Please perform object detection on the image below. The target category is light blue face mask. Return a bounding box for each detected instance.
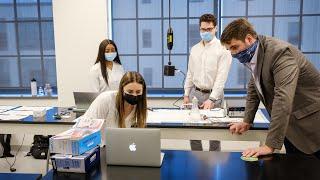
[104,52,117,61]
[200,32,213,42]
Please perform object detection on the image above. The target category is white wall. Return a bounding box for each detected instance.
[53,0,108,107]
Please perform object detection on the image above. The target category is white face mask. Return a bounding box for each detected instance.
[104,52,117,61]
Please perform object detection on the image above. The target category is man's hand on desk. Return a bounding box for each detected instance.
[200,99,214,109]
[242,145,274,157]
[228,122,250,135]
[183,96,190,104]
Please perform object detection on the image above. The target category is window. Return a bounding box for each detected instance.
[142,29,152,48]
[111,0,218,91]
[221,0,320,89]
[0,0,56,94]
[111,0,320,93]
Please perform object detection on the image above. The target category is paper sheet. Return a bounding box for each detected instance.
[147,109,269,124]
[0,106,18,111]
[14,106,53,111]
[207,117,243,123]
[2,110,34,116]
[147,109,226,124]
[0,114,29,120]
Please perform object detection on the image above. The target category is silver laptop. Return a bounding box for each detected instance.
[73,92,99,112]
[105,128,164,167]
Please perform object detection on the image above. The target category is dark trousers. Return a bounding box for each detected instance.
[0,134,12,155]
[190,140,221,151]
[284,138,320,159]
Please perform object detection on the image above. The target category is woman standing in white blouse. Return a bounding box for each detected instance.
[83,71,147,128]
[90,39,125,92]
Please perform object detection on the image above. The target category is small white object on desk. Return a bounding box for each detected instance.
[33,109,47,118]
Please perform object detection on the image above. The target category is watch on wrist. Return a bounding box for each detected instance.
[209,97,217,103]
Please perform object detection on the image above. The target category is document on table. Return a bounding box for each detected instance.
[146,109,269,124]
[2,110,34,116]
[0,114,29,121]
[200,109,226,118]
[0,106,19,112]
[147,109,226,124]
[207,117,243,123]
[14,106,53,111]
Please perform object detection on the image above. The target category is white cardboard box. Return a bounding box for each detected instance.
[51,146,100,173]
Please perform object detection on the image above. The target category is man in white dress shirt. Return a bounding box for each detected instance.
[184,14,232,151]
[184,14,232,110]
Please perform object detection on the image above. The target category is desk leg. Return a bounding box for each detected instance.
[46,148,50,173]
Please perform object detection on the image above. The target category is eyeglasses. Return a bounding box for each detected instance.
[200,27,215,32]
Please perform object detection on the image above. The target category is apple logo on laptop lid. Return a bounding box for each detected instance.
[129,143,136,152]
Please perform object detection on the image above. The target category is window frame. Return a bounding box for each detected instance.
[0,0,56,94]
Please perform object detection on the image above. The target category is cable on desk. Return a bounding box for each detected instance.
[4,134,25,172]
[172,69,186,108]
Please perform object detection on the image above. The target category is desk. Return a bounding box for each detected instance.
[0,107,75,135]
[147,109,269,143]
[0,173,42,180]
[0,107,269,144]
[43,149,320,180]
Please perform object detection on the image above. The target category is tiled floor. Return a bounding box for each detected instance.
[0,149,49,175]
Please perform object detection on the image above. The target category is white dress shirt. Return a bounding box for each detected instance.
[184,37,232,100]
[245,41,264,100]
[83,91,136,128]
[89,62,125,93]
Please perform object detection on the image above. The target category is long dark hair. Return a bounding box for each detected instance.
[116,72,147,128]
[94,39,122,85]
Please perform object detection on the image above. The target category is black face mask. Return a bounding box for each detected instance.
[123,93,142,105]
